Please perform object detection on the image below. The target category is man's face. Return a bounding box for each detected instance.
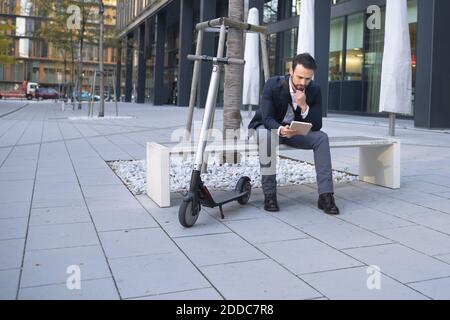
[290,64,314,92]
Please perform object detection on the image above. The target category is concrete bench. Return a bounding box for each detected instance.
[147,136,400,207]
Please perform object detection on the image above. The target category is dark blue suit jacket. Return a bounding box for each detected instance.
[248,75,323,132]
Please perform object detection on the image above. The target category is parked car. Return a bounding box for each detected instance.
[72,92,100,102]
[35,87,59,100]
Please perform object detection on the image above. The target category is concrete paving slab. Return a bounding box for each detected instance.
[375,226,450,256]
[298,219,393,250]
[408,277,450,300]
[0,238,25,270]
[0,217,28,240]
[344,244,450,283]
[300,267,428,300]
[336,208,415,231]
[99,228,178,259]
[0,269,20,300]
[223,218,309,244]
[257,238,363,275]
[18,277,119,300]
[89,207,158,232]
[26,222,99,251]
[29,206,91,226]
[0,180,34,204]
[130,287,223,300]
[435,254,450,265]
[21,245,111,288]
[0,202,30,219]
[108,252,210,299]
[174,233,266,267]
[201,259,321,300]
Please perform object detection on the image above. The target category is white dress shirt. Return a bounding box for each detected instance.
[278,77,310,136]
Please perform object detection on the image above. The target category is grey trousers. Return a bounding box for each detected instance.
[256,127,334,195]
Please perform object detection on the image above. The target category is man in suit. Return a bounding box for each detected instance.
[248,53,340,215]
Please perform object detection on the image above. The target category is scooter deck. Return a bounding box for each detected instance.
[203,190,248,207]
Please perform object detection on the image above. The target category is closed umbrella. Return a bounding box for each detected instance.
[297,0,315,57]
[380,0,413,136]
[243,7,260,117]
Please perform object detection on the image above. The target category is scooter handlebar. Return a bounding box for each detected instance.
[187,55,245,66]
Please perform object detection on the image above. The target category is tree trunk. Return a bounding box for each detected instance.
[77,0,86,110]
[223,0,244,164]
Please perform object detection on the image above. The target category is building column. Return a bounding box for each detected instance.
[124,34,133,102]
[198,0,216,108]
[314,0,331,117]
[415,0,450,129]
[154,12,166,106]
[136,23,146,104]
[115,44,122,101]
[177,0,194,106]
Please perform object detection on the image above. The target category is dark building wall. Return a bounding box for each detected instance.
[415,0,450,129]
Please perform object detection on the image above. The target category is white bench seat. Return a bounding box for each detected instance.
[147,136,400,207]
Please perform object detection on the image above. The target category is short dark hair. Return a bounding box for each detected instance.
[292,53,317,71]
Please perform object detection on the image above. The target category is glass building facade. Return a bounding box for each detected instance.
[0,0,118,93]
[116,0,449,128]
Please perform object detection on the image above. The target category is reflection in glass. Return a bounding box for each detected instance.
[345,13,364,81]
[329,17,344,81]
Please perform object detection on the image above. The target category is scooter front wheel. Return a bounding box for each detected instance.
[236,177,252,205]
[178,199,200,228]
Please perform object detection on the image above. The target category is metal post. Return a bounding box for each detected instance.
[89,71,97,117]
[98,1,105,117]
[112,70,119,116]
[194,24,227,172]
[183,30,204,161]
[185,30,203,141]
[389,113,396,137]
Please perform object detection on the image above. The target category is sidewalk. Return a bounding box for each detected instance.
[1,101,450,300]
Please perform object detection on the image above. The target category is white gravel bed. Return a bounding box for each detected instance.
[109,156,358,195]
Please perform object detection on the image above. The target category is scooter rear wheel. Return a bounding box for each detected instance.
[178,199,200,228]
[236,177,252,205]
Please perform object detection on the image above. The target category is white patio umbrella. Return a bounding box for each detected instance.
[297,0,315,57]
[379,0,413,136]
[243,7,260,118]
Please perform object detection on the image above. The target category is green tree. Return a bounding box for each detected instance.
[34,0,108,105]
[0,22,15,64]
[34,0,78,97]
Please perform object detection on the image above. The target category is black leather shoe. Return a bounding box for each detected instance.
[318,193,340,215]
[264,193,280,212]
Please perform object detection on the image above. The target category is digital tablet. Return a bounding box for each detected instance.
[289,121,313,136]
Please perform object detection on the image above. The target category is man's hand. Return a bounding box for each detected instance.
[279,125,298,139]
[295,90,308,113]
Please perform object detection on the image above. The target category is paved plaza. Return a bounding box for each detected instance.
[1,100,450,300]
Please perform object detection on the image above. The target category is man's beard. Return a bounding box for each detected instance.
[295,84,305,92]
[291,78,305,92]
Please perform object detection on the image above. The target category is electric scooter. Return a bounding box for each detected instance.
[178,24,252,228]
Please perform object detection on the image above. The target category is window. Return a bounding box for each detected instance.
[329,17,344,81]
[281,28,298,73]
[263,0,279,24]
[345,13,364,81]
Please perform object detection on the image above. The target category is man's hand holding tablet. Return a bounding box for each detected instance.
[289,121,313,136]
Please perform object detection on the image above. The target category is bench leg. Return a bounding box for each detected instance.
[147,143,171,207]
[359,142,400,189]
